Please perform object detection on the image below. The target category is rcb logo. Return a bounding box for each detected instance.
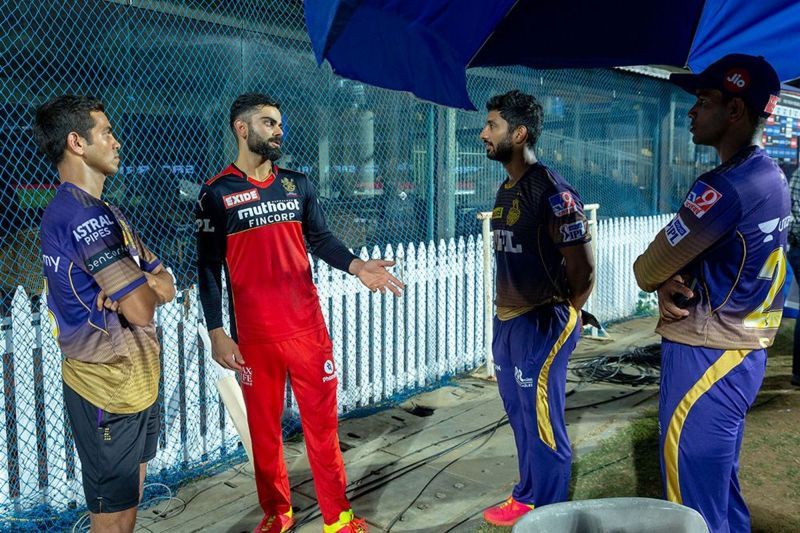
[281,177,296,193]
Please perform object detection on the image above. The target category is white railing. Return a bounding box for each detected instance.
[0,213,671,514]
[592,214,673,322]
[0,236,487,513]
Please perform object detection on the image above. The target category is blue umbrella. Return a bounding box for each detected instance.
[305,0,800,109]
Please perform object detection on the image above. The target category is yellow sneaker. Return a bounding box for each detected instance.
[323,509,369,532]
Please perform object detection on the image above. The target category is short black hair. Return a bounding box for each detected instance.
[486,90,544,149]
[33,95,104,166]
[229,93,281,133]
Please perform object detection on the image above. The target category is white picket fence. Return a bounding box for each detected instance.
[589,213,673,322]
[0,214,671,514]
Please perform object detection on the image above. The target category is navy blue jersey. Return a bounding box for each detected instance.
[491,163,591,311]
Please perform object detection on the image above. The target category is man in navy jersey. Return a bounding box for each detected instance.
[35,95,175,533]
[634,54,786,533]
[196,93,403,533]
[479,90,595,527]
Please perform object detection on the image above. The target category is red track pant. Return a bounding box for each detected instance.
[238,326,350,524]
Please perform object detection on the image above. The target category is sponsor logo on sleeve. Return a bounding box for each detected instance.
[684,181,721,218]
[548,191,579,217]
[559,220,587,243]
[85,243,130,273]
[665,214,690,246]
[222,188,259,209]
[72,214,115,245]
[492,207,504,220]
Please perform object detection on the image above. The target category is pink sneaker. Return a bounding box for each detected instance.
[253,508,294,533]
[483,496,534,526]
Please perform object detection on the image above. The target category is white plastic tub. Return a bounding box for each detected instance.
[512,497,708,533]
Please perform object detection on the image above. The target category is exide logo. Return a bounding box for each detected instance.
[223,188,259,209]
[724,69,749,92]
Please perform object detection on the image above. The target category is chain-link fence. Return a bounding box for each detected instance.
[2,0,736,308]
[3,0,800,530]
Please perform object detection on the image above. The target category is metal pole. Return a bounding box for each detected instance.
[583,203,600,337]
[476,211,494,378]
[426,106,435,241]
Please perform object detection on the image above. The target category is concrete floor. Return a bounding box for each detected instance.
[137,316,660,533]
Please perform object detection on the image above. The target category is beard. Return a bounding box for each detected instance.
[248,131,282,161]
[485,134,513,163]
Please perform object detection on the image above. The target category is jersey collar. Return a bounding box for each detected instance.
[229,162,277,189]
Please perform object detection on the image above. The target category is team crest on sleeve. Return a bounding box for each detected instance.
[559,220,587,242]
[684,181,721,218]
[548,191,578,217]
[665,214,690,246]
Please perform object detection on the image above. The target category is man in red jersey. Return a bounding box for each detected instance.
[196,93,403,533]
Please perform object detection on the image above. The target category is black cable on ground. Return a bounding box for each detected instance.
[383,415,506,532]
[291,415,510,530]
[124,344,663,531]
[568,344,661,386]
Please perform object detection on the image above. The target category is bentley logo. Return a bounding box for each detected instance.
[281,177,296,193]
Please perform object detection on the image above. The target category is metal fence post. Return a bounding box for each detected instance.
[476,211,494,378]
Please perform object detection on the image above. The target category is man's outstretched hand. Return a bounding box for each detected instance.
[349,258,405,296]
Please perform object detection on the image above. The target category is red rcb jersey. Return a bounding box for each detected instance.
[196,164,356,343]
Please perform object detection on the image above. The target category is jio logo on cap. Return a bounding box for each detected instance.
[724,69,750,92]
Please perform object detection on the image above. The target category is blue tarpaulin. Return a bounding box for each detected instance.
[305,0,800,109]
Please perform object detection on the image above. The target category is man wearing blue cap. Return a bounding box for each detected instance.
[634,54,787,533]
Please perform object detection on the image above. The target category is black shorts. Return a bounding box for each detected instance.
[63,382,159,513]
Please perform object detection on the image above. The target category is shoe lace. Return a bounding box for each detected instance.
[260,516,276,531]
[349,520,368,533]
[498,497,516,509]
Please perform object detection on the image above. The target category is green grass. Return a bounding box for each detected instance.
[471,321,800,532]
[570,410,661,501]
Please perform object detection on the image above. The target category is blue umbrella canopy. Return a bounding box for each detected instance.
[305,0,800,109]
